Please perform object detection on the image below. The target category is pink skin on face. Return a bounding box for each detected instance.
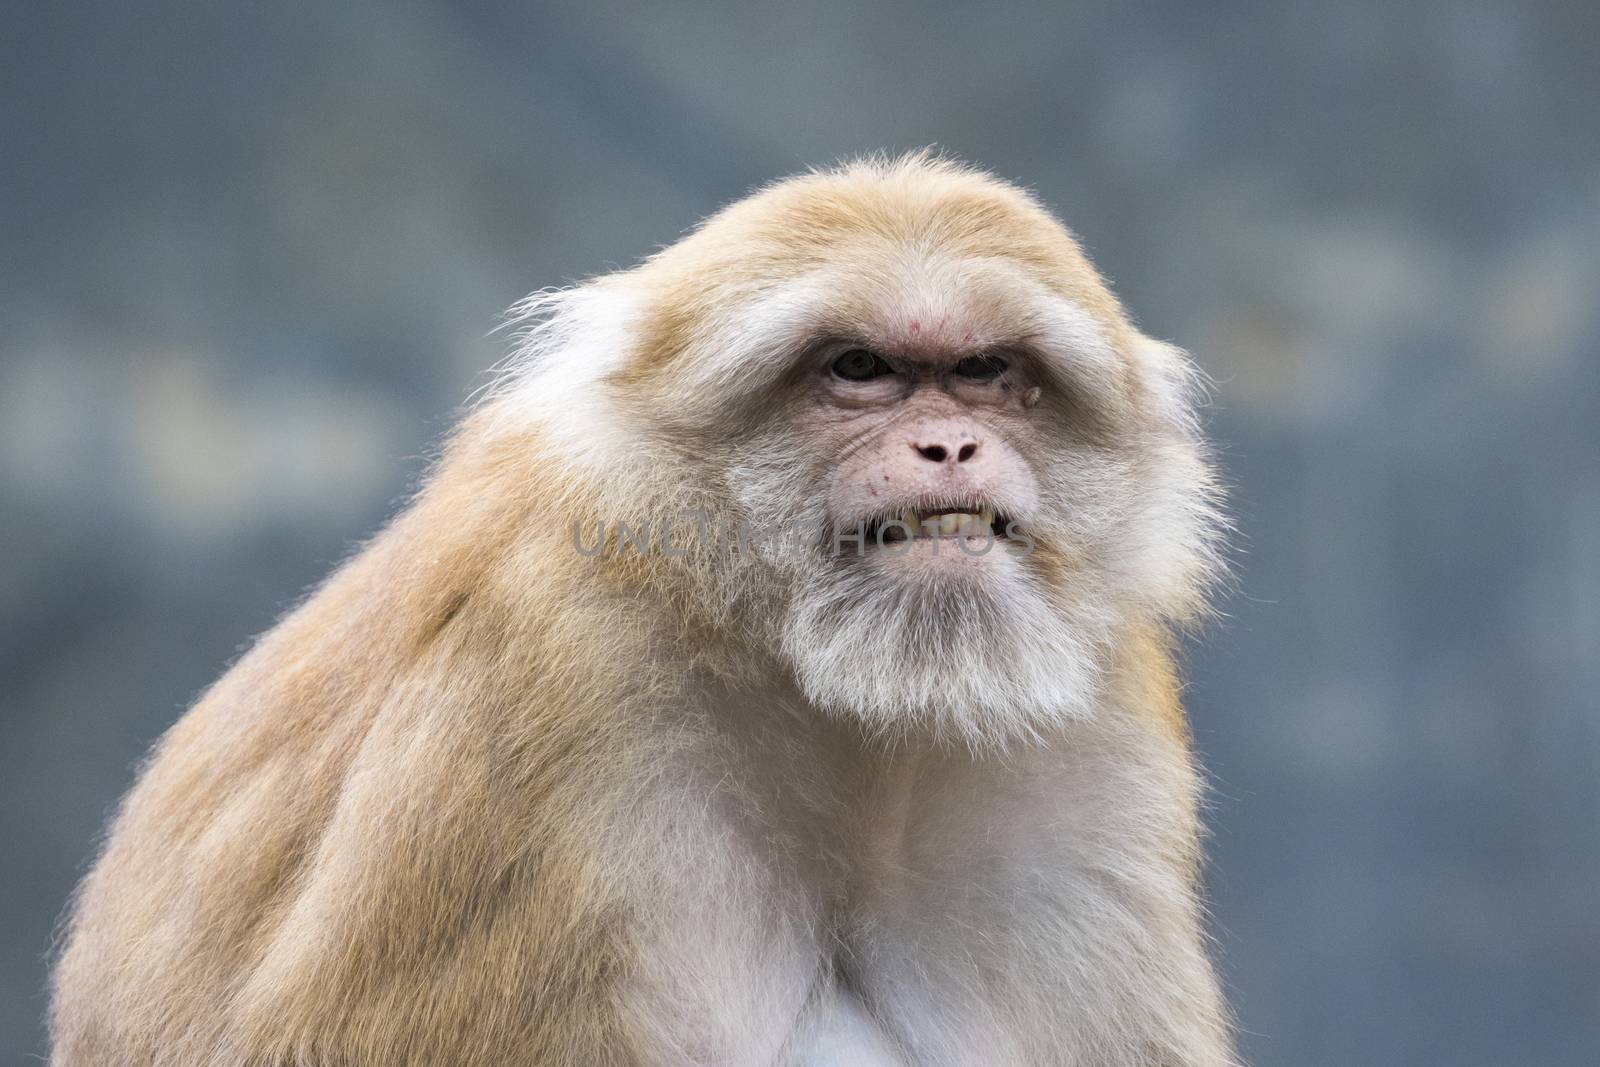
[814,347,1043,556]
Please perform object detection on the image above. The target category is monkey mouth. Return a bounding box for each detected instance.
[852,501,1015,545]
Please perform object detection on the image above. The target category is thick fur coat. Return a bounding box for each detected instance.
[52,155,1234,1066]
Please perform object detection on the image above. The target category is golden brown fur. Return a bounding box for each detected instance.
[55,422,645,1062]
[52,154,1232,1066]
[627,161,1137,379]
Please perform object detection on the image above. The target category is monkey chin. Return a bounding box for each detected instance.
[779,538,1111,750]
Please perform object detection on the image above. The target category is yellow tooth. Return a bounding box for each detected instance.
[938,513,962,535]
[979,506,995,528]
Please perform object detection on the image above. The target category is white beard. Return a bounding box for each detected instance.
[779,544,1117,748]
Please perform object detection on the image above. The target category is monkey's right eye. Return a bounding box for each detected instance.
[831,349,894,382]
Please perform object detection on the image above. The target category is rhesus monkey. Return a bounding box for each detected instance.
[51,155,1234,1066]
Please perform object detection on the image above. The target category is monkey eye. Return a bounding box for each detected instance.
[953,355,1007,382]
[831,348,894,382]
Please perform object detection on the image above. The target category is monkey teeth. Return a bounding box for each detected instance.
[883,506,997,539]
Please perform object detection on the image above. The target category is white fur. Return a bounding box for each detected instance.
[780,546,1115,748]
[601,672,1236,1066]
[491,283,646,478]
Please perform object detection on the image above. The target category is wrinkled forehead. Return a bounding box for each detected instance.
[627,243,1133,413]
[780,249,1114,360]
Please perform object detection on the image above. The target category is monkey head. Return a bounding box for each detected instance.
[501,155,1223,746]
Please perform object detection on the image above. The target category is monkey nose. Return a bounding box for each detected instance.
[912,434,980,465]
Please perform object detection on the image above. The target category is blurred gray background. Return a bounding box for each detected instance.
[3,1,1598,1063]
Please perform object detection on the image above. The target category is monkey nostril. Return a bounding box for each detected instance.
[914,439,979,464]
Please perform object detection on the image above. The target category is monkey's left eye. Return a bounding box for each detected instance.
[831,349,894,382]
[953,355,1007,381]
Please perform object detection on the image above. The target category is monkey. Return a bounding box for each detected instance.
[50,153,1234,1066]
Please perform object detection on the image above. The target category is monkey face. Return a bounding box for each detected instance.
[659,240,1217,748]
[504,157,1222,746]
[718,256,1156,746]
[814,342,1042,564]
